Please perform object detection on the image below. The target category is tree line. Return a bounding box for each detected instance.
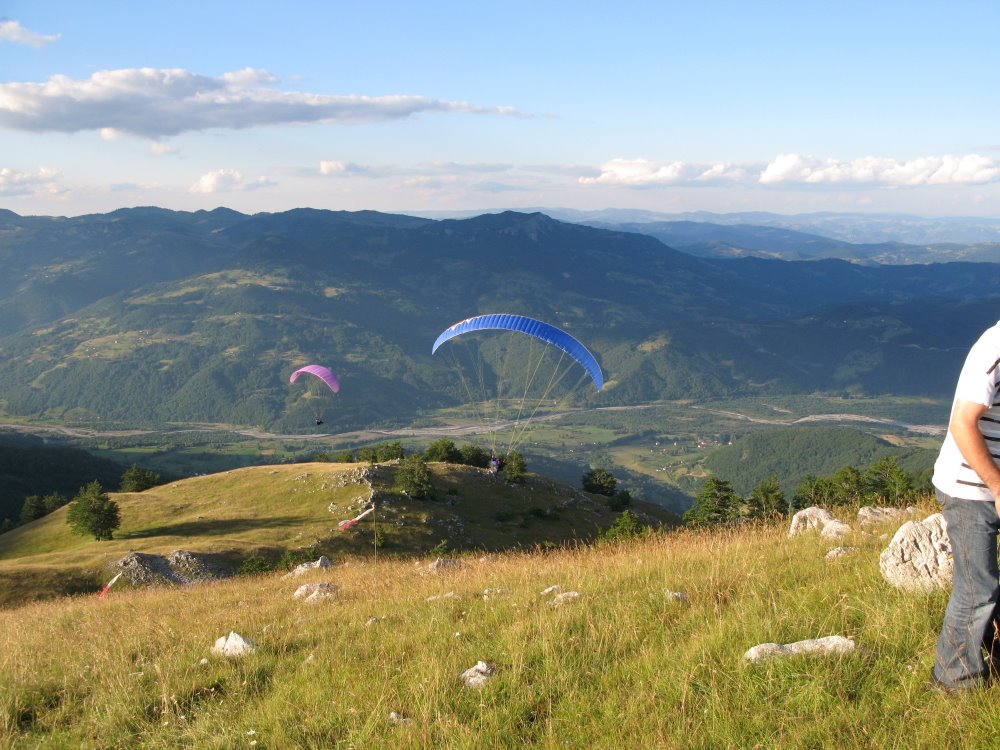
[0,464,161,536]
[684,455,920,527]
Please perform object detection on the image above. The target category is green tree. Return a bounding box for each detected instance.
[865,456,914,506]
[582,467,617,496]
[684,476,741,527]
[394,455,433,499]
[42,492,67,514]
[746,476,786,519]
[502,451,527,483]
[0,518,13,534]
[19,495,46,525]
[334,450,355,463]
[120,464,161,492]
[459,444,490,468]
[791,474,837,510]
[425,438,461,463]
[376,442,406,462]
[830,465,865,506]
[66,481,121,541]
[608,489,632,512]
[604,510,645,541]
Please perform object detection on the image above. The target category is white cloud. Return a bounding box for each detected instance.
[580,154,1000,190]
[100,127,124,141]
[0,67,520,138]
[579,158,753,186]
[319,160,372,176]
[759,153,1000,186]
[220,67,279,87]
[0,20,60,47]
[318,160,513,180]
[148,142,177,156]
[189,169,275,193]
[0,166,62,196]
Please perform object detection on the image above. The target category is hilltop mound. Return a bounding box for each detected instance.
[0,461,677,607]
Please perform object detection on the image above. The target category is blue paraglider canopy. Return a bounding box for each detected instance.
[432,313,604,391]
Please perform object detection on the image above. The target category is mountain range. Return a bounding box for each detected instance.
[0,207,998,432]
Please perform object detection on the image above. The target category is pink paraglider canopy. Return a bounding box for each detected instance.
[289,364,341,394]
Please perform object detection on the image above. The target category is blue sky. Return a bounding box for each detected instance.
[2,1,1000,217]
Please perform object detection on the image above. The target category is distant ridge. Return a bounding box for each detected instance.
[0,206,997,432]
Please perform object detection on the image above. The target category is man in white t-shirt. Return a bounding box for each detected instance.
[932,320,1000,691]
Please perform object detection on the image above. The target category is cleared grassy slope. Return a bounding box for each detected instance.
[0,461,678,607]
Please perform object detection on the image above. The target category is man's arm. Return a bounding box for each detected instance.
[951,399,1000,513]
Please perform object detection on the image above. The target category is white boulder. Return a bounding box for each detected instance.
[283,556,334,579]
[460,660,496,689]
[211,631,256,658]
[293,582,339,603]
[744,635,856,663]
[879,513,952,591]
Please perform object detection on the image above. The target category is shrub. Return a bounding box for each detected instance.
[425,438,461,463]
[395,455,433,499]
[502,451,526,483]
[430,538,450,555]
[279,547,315,570]
[604,510,645,541]
[238,556,274,576]
[460,444,491,468]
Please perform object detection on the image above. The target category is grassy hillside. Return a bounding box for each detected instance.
[0,462,678,608]
[3,495,985,749]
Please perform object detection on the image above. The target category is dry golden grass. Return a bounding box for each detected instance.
[2,499,994,749]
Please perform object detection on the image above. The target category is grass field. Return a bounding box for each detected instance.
[1,494,987,749]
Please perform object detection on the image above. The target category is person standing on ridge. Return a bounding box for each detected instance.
[932,320,1000,691]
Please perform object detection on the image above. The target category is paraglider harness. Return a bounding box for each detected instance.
[489,454,507,477]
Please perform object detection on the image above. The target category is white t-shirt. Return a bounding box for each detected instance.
[933,320,1000,501]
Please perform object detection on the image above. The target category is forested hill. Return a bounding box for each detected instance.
[0,207,999,429]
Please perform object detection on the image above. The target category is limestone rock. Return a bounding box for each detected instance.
[788,507,851,538]
[460,660,496,689]
[539,584,562,597]
[825,546,856,560]
[551,591,581,607]
[857,505,915,526]
[293,582,339,603]
[744,635,856,663]
[821,520,852,539]
[211,631,256,658]
[283,556,334,579]
[879,513,952,591]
